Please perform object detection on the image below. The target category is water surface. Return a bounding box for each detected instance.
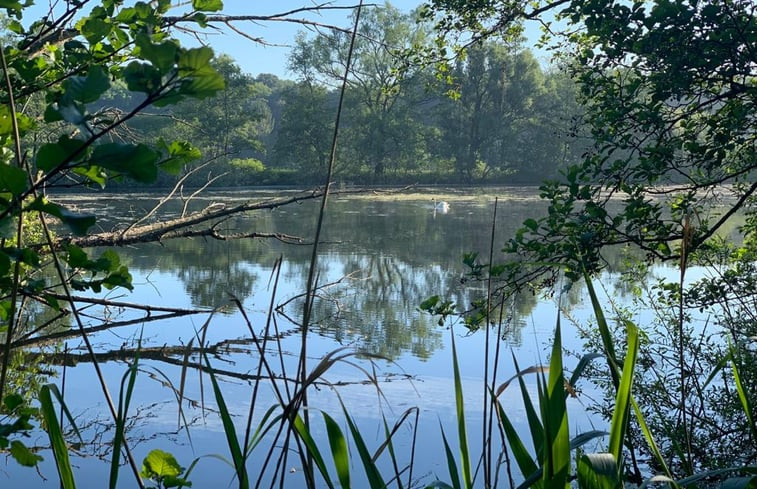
[7,188,625,488]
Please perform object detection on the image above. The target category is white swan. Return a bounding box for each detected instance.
[432,198,450,214]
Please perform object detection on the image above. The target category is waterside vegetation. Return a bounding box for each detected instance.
[0,0,754,488]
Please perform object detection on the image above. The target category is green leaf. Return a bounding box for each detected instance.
[0,216,14,240]
[0,0,23,14]
[141,449,183,480]
[79,16,111,44]
[0,164,27,196]
[43,104,64,123]
[58,206,97,236]
[123,61,162,94]
[0,105,33,137]
[62,66,110,104]
[90,143,160,183]
[9,440,42,467]
[192,0,223,11]
[159,139,202,174]
[36,136,86,172]
[72,165,107,188]
[3,246,40,267]
[175,47,225,99]
[64,244,89,268]
[136,36,178,74]
[4,393,24,411]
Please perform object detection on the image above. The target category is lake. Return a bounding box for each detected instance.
[4,187,654,488]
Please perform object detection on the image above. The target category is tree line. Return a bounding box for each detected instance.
[111,4,584,188]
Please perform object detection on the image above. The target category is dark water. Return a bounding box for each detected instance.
[5,188,627,488]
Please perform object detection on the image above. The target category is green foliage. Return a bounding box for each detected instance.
[141,449,193,489]
[423,0,757,481]
[0,0,224,483]
[0,393,41,468]
[230,158,265,172]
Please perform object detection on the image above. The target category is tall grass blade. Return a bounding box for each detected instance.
[730,346,757,441]
[583,271,620,390]
[342,403,387,489]
[512,354,545,459]
[292,413,335,489]
[148,366,193,444]
[569,353,603,390]
[39,385,77,489]
[200,349,249,489]
[450,330,473,489]
[577,453,620,489]
[375,408,419,489]
[178,337,194,428]
[608,320,638,464]
[541,317,570,489]
[570,430,609,450]
[245,404,281,454]
[629,397,674,480]
[492,391,539,480]
[109,355,140,489]
[720,475,757,489]
[440,426,463,489]
[323,412,350,489]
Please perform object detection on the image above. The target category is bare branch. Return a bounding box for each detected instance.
[54,186,411,249]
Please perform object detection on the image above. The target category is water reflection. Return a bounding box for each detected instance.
[10,188,682,489]
[86,192,552,360]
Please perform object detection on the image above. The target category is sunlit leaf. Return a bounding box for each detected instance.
[192,0,222,11]
[577,453,620,489]
[78,16,111,44]
[141,449,183,480]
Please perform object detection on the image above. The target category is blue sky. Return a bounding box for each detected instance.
[176,0,427,77]
[22,0,548,78]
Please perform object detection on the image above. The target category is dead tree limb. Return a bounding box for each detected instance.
[54,186,409,249]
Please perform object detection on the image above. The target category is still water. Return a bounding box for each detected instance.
[7,188,623,488]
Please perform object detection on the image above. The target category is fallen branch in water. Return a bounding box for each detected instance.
[52,186,411,249]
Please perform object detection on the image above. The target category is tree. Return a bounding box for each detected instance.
[289,3,433,178]
[436,43,553,181]
[425,0,757,481]
[0,0,357,480]
[128,54,275,187]
[274,80,337,177]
